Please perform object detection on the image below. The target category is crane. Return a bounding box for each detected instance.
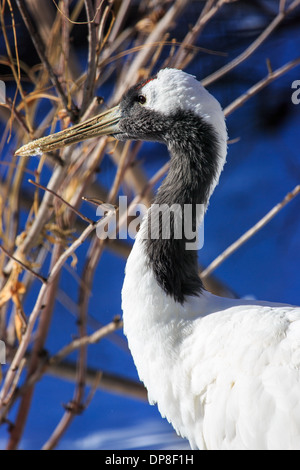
[16,68,300,450]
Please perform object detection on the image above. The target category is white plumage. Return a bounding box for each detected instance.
[122,214,300,450]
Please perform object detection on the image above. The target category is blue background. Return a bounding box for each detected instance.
[0,1,300,449]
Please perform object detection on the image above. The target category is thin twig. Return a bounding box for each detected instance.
[0,0,33,136]
[0,244,46,284]
[41,409,72,450]
[170,0,229,68]
[224,56,300,116]
[47,361,147,401]
[115,0,190,101]
[4,147,74,276]
[15,0,78,122]
[0,358,26,409]
[28,179,95,225]
[79,0,97,117]
[201,185,300,279]
[0,210,116,408]
[202,0,300,87]
[7,243,64,450]
[50,317,123,366]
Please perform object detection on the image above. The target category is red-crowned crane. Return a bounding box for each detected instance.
[16,68,300,450]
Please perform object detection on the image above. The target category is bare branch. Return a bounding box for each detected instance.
[0,244,46,284]
[0,210,116,408]
[47,361,147,401]
[202,0,300,87]
[201,185,300,280]
[114,0,190,101]
[28,179,95,225]
[7,243,64,450]
[224,57,300,116]
[50,317,123,366]
[15,0,78,122]
[79,0,97,117]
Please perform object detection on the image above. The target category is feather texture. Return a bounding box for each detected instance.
[122,233,300,450]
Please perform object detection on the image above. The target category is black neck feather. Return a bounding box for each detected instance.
[145,110,221,304]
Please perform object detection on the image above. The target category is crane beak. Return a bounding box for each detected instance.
[15,105,122,157]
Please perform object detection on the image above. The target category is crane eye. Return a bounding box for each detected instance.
[137,94,146,105]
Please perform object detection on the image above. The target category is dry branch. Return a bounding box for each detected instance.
[0,210,116,410]
[15,0,78,122]
[201,185,300,279]
[202,0,300,87]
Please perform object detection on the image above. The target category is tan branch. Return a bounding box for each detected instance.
[201,185,300,280]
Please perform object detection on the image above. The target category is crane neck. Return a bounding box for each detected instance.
[142,110,227,304]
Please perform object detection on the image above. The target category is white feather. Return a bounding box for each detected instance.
[122,233,300,450]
